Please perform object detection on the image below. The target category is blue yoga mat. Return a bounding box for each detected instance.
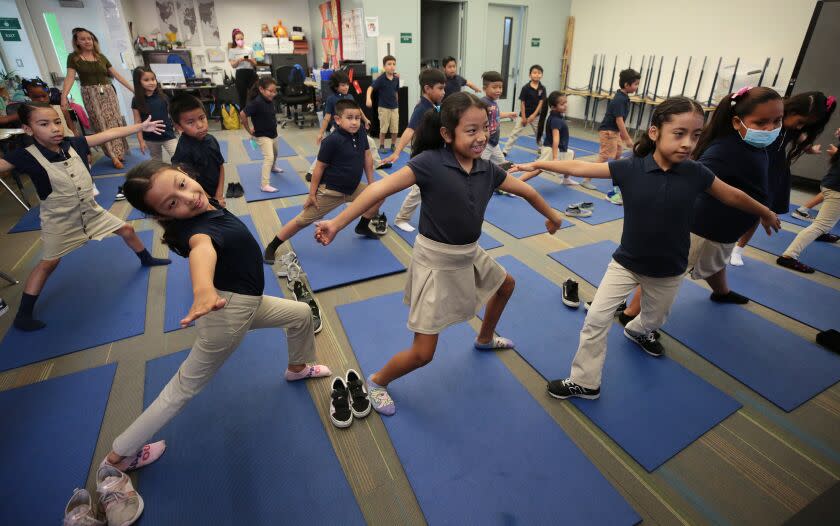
[241,136,297,159]
[747,228,840,278]
[336,292,641,524]
[8,176,125,233]
[484,192,573,238]
[276,205,406,291]
[0,231,153,371]
[91,147,151,176]
[780,204,840,235]
[236,161,309,202]
[504,147,537,165]
[499,133,537,151]
[164,215,282,332]
[380,150,410,173]
[0,364,117,525]
[726,256,840,331]
[551,240,840,412]
[494,254,740,471]
[528,176,624,225]
[138,330,363,525]
[568,136,601,154]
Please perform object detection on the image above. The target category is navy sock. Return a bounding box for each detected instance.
[14,293,46,331]
[136,249,171,267]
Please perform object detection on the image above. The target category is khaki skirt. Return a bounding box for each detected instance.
[404,234,507,334]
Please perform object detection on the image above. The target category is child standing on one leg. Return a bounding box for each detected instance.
[442,56,481,100]
[0,103,171,332]
[518,91,577,185]
[240,76,284,194]
[366,55,400,154]
[170,94,227,207]
[479,70,518,165]
[315,93,565,415]
[385,69,447,232]
[263,99,387,275]
[501,65,546,155]
[101,160,330,494]
[131,67,178,162]
[511,97,779,399]
[581,69,640,196]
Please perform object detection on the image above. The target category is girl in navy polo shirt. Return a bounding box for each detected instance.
[315,92,564,415]
[131,67,178,161]
[241,76,285,193]
[510,97,779,399]
[102,160,331,476]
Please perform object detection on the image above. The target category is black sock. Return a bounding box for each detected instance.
[14,293,46,331]
[265,236,284,261]
[710,290,749,304]
[136,248,172,266]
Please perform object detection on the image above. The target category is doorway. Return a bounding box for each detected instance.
[420,0,465,69]
[484,4,525,111]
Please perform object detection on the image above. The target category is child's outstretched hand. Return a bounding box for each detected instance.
[827,144,838,156]
[303,194,319,210]
[139,115,166,135]
[545,212,564,234]
[759,210,781,236]
[314,220,338,246]
[508,162,536,173]
[181,288,227,327]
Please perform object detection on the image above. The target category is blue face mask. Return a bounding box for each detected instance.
[737,118,781,148]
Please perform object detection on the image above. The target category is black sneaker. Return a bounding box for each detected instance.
[624,328,664,357]
[791,208,813,221]
[225,183,235,198]
[291,280,322,334]
[345,369,371,418]
[115,186,126,201]
[305,172,312,182]
[234,182,245,198]
[776,256,815,274]
[372,212,388,235]
[354,218,379,239]
[377,162,393,170]
[329,377,353,428]
[562,279,580,308]
[547,378,600,400]
[617,312,661,339]
[816,233,839,243]
[709,290,750,303]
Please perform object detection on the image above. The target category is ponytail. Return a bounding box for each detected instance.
[247,76,276,104]
[633,96,704,157]
[694,86,781,159]
[411,92,487,158]
[411,109,443,157]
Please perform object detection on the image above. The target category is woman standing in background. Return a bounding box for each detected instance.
[228,29,257,108]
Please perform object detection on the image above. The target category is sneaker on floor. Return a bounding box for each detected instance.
[816,233,839,243]
[275,251,300,277]
[329,377,353,428]
[96,465,144,526]
[561,176,580,185]
[284,262,302,287]
[64,488,105,526]
[729,245,745,266]
[617,312,661,339]
[776,256,815,274]
[114,186,126,201]
[373,212,388,235]
[394,220,415,232]
[367,374,396,416]
[291,279,322,334]
[565,205,592,217]
[354,218,380,239]
[709,290,750,304]
[225,183,235,198]
[580,181,597,190]
[305,172,312,182]
[607,190,623,205]
[791,208,813,221]
[574,201,594,210]
[623,328,664,357]
[562,278,580,308]
[0,298,7,318]
[547,378,600,400]
[345,369,371,418]
[234,183,245,198]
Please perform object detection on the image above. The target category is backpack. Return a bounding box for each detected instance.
[221,103,241,130]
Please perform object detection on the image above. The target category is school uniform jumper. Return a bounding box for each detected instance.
[395,97,437,223]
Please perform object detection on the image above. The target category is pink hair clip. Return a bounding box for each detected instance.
[730,86,753,106]
[828,95,837,110]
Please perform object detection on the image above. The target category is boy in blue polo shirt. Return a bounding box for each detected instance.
[366,55,400,154]
[264,99,388,268]
[502,64,546,156]
[442,56,481,100]
[170,94,226,206]
[480,70,519,165]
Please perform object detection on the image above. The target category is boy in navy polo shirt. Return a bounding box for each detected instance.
[264,99,387,266]
[442,56,481,100]
[366,55,400,154]
[501,64,546,156]
[583,68,640,199]
[518,91,579,187]
[480,70,519,165]
[170,94,226,206]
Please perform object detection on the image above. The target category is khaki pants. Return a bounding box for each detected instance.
[569,260,683,389]
[294,182,367,227]
[147,138,179,162]
[112,291,314,456]
[378,107,399,135]
[597,130,623,162]
[396,185,421,223]
[481,143,505,165]
[783,187,840,259]
[502,118,539,154]
[256,136,279,187]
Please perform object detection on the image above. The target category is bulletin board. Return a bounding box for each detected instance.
[341,7,365,61]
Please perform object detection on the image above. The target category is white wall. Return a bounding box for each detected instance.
[565,0,819,122]
[362,0,422,101]
[0,0,47,80]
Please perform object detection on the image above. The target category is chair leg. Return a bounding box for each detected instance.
[0,270,19,285]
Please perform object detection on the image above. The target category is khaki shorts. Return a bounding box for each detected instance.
[378,107,399,135]
[687,233,734,280]
[294,182,366,227]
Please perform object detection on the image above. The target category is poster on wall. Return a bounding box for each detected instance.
[318,0,340,69]
[341,7,365,61]
[155,0,180,36]
[197,0,220,46]
[176,0,200,45]
[365,16,379,37]
[101,0,130,53]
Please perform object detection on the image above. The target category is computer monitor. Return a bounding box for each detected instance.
[143,50,193,69]
[150,63,186,85]
[267,53,308,71]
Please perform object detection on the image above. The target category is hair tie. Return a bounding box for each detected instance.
[730,86,753,106]
[232,28,242,40]
[828,95,837,110]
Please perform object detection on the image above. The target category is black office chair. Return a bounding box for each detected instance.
[275,66,316,129]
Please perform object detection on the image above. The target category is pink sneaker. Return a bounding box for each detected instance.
[101,441,166,472]
[96,465,144,526]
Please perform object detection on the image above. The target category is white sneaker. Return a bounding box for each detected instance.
[730,246,745,266]
[283,261,302,288]
[96,465,144,526]
[92,183,100,197]
[276,251,299,277]
[394,220,415,232]
[64,488,105,526]
[561,176,580,185]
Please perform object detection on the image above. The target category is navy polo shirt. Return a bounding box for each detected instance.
[599,90,631,132]
[317,127,369,194]
[408,147,507,245]
[518,82,546,116]
[444,74,467,99]
[170,202,264,296]
[821,158,840,192]
[482,96,501,146]
[766,131,796,213]
[4,136,91,200]
[408,97,435,130]
[324,92,354,131]
[611,154,715,277]
[691,133,769,243]
[131,93,175,141]
[244,95,278,139]
[171,133,224,197]
[543,112,569,151]
[372,74,399,109]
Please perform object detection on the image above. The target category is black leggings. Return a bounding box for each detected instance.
[235,69,257,108]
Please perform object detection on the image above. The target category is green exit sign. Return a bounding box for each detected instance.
[400,32,412,44]
[0,18,21,30]
[1,29,21,42]
[531,37,540,47]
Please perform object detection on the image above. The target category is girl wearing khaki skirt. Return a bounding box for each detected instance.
[0,104,171,332]
[316,93,564,415]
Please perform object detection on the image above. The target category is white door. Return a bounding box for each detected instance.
[484,4,524,112]
[23,0,134,118]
